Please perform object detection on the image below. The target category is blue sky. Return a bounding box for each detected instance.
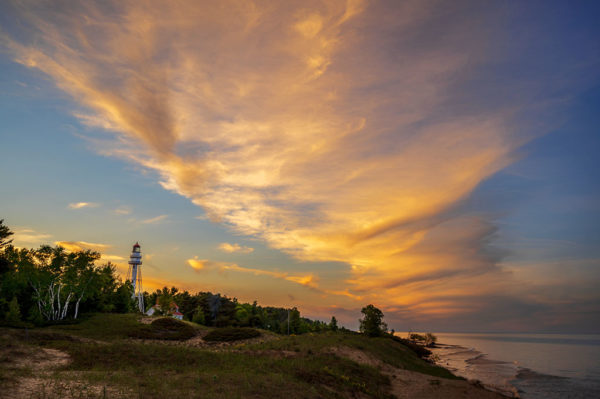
[0,0,599,332]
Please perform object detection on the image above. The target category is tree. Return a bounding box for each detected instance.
[0,219,14,275]
[0,219,13,249]
[6,296,22,324]
[22,245,102,321]
[425,332,437,347]
[289,307,301,334]
[157,287,174,315]
[192,306,206,325]
[359,304,387,337]
[113,280,135,313]
[330,316,338,332]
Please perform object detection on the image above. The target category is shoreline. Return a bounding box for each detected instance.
[429,339,600,399]
[430,342,520,398]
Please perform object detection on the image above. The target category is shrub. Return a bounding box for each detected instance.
[203,327,261,342]
[130,317,196,341]
[425,332,438,347]
[391,336,432,358]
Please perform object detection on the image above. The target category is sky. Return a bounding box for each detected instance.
[0,0,599,333]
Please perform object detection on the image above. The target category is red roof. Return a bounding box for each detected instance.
[133,242,140,249]
[172,311,183,316]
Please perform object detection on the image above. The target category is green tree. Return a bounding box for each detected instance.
[192,306,206,325]
[330,316,338,332]
[289,307,301,334]
[113,280,135,313]
[359,304,387,337]
[0,219,13,249]
[157,287,174,314]
[6,296,21,324]
[0,219,14,275]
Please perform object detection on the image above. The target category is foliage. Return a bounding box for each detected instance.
[425,332,438,347]
[330,316,338,332]
[130,317,197,341]
[391,336,432,358]
[192,306,206,325]
[5,297,22,325]
[408,332,437,347]
[0,246,136,325]
[359,304,388,337]
[410,333,426,341]
[0,219,13,249]
[203,327,261,342]
[0,219,336,334]
[0,220,13,276]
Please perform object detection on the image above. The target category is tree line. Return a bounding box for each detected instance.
[0,219,342,333]
[0,219,400,340]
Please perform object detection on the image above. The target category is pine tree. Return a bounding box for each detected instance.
[6,296,21,324]
[330,316,338,331]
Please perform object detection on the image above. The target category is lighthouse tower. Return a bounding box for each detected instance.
[127,242,144,312]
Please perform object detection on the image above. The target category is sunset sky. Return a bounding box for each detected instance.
[1,0,599,333]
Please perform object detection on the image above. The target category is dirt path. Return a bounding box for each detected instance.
[329,346,511,399]
[0,342,130,399]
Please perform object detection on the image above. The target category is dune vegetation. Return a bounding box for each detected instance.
[0,313,493,399]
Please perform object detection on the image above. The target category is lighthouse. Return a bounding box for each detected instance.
[127,242,144,312]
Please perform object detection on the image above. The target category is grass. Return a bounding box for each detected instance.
[0,313,460,398]
[204,327,261,342]
[40,313,142,341]
[129,317,197,340]
[248,332,459,380]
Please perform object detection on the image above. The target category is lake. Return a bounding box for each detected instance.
[404,332,600,398]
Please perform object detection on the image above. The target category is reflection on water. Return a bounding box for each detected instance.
[402,332,600,399]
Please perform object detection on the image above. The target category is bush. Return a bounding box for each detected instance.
[391,336,432,358]
[203,327,261,342]
[129,317,196,341]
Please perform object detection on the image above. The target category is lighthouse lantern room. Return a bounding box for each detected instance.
[127,242,144,312]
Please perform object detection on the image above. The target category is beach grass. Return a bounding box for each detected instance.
[0,313,460,398]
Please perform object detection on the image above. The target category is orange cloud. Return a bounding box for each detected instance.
[141,215,168,224]
[54,240,110,252]
[218,242,254,254]
[187,257,206,271]
[186,258,319,289]
[68,202,99,209]
[3,1,556,321]
[12,228,51,246]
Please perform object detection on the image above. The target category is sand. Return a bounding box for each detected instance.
[330,346,510,399]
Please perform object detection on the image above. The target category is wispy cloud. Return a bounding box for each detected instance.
[141,215,168,224]
[3,0,595,328]
[101,254,126,262]
[113,206,132,215]
[54,240,110,252]
[68,202,99,209]
[186,258,318,289]
[218,242,254,254]
[12,228,51,246]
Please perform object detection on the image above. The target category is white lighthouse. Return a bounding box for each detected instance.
[127,242,144,312]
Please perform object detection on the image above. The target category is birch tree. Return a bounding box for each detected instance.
[26,246,101,321]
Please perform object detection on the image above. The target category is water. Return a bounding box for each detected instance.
[421,332,600,398]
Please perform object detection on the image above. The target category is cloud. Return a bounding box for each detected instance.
[113,206,132,215]
[218,242,254,254]
[12,228,51,246]
[101,254,126,262]
[54,240,110,252]
[141,215,168,224]
[68,202,99,209]
[187,257,206,271]
[3,1,595,329]
[186,258,318,289]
